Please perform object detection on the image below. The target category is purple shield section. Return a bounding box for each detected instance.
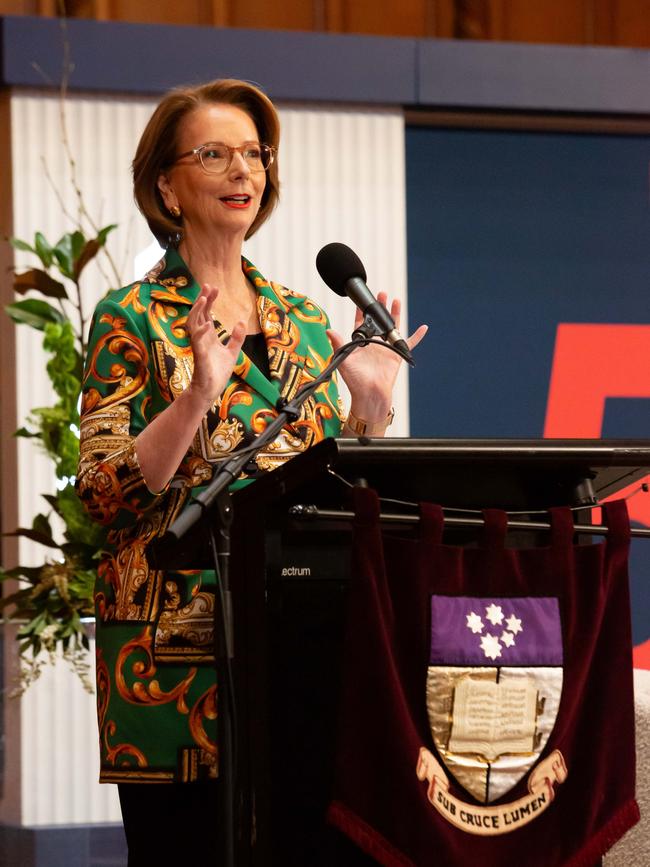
[429,595,563,666]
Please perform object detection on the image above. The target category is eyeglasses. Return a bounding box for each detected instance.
[172,141,276,174]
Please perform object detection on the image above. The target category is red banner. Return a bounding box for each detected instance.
[329,487,639,866]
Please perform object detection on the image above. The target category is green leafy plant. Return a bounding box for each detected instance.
[1,226,116,691]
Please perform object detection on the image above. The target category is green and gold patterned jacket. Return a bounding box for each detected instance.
[76,248,342,783]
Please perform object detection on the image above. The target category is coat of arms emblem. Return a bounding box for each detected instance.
[419,595,566,832]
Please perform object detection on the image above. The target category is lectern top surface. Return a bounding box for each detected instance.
[334,437,650,465]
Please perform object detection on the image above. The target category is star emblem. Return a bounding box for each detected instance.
[466,612,484,634]
[485,603,504,626]
[506,614,523,635]
[480,633,502,660]
[501,630,515,648]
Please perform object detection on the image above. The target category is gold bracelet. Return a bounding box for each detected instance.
[346,407,395,437]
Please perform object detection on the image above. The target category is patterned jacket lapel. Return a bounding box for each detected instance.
[244,258,308,404]
[147,250,290,409]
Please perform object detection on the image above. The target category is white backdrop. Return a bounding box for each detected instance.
[8,89,410,824]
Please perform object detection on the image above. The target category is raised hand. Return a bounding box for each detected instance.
[186,283,247,411]
[328,292,428,432]
[135,283,246,493]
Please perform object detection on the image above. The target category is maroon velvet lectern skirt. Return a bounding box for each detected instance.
[328,486,639,867]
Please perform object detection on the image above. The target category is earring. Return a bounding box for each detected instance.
[169,205,181,218]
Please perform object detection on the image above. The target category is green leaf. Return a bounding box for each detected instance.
[30,410,81,479]
[70,231,85,262]
[18,613,45,637]
[73,240,99,281]
[0,565,42,583]
[52,234,77,279]
[0,587,39,611]
[5,299,65,330]
[52,228,100,281]
[5,527,61,549]
[96,224,117,247]
[58,486,107,551]
[9,238,35,254]
[42,493,64,518]
[73,227,116,281]
[14,268,68,300]
[68,571,95,609]
[60,540,104,562]
[34,232,54,269]
[14,426,38,439]
[32,512,53,539]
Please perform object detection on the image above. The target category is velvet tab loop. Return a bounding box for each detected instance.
[479,508,508,549]
[418,503,444,544]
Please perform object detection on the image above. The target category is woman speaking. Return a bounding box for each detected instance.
[76,77,426,865]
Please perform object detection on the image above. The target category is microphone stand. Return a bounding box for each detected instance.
[160,320,403,867]
[354,312,415,367]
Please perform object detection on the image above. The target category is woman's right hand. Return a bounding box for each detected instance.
[135,283,246,494]
[185,283,247,410]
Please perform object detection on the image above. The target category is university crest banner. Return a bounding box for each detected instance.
[328,487,639,866]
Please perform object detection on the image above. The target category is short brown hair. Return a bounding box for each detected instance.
[133,79,281,245]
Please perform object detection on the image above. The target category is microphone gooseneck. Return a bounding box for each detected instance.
[316,242,413,364]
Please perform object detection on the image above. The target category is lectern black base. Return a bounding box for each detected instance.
[267,567,351,866]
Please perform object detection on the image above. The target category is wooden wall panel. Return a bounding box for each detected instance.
[0,88,23,828]
[204,0,455,35]
[0,96,18,580]
[452,0,493,39]
[344,0,422,36]
[488,0,593,44]
[227,0,318,31]
[66,0,102,19]
[339,0,429,37]
[0,0,448,37]
[594,0,650,47]
[102,0,214,26]
[0,1,649,54]
[431,0,456,36]
[0,0,42,14]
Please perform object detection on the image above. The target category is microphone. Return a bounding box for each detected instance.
[316,242,413,364]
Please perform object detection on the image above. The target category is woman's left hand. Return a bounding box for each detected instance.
[327,292,428,432]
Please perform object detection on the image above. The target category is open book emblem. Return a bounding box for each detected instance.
[426,595,564,804]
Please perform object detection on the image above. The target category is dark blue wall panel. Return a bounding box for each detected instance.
[2,15,649,114]
[406,126,650,437]
[417,39,650,113]
[406,124,650,643]
[0,16,417,103]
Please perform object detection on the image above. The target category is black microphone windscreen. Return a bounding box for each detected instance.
[316,243,367,297]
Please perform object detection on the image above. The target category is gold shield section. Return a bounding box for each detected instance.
[427,666,563,803]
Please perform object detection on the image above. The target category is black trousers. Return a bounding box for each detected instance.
[118,781,219,867]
